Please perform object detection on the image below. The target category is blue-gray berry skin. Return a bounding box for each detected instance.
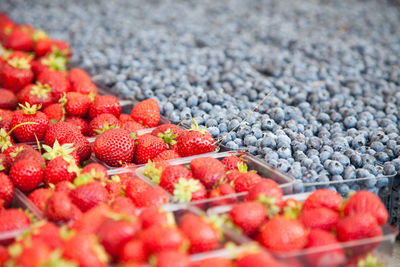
[327,160,344,175]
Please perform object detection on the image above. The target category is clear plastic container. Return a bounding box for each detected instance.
[134,151,295,209]
[0,189,44,244]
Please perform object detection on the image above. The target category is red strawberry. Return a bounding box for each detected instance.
[63,133,92,162]
[302,189,343,212]
[65,92,91,117]
[28,188,53,212]
[36,70,70,101]
[160,165,193,193]
[44,156,78,185]
[34,38,71,58]
[106,179,124,200]
[125,178,150,201]
[0,209,30,234]
[9,159,44,192]
[236,251,282,267]
[234,172,262,193]
[71,204,111,234]
[121,120,146,133]
[65,116,90,135]
[3,26,33,51]
[133,186,169,208]
[10,103,50,142]
[226,161,251,183]
[192,258,233,267]
[32,54,67,77]
[190,157,225,178]
[221,155,244,171]
[281,198,303,219]
[119,239,148,263]
[44,191,75,222]
[140,226,186,253]
[344,190,388,225]
[152,150,181,162]
[89,95,121,119]
[7,51,33,64]
[152,124,183,138]
[0,173,13,207]
[139,206,172,229]
[111,196,137,217]
[119,114,132,122]
[3,143,34,163]
[173,178,207,203]
[55,180,74,194]
[130,98,160,127]
[179,214,219,253]
[0,245,9,264]
[154,251,190,267]
[0,153,11,174]
[93,128,136,167]
[18,82,53,109]
[133,134,167,164]
[43,102,66,123]
[62,233,109,267]
[304,229,346,267]
[81,163,108,181]
[230,201,268,236]
[299,207,340,231]
[0,88,18,110]
[67,68,94,94]
[0,58,34,92]
[14,147,46,168]
[97,217,141,258]
[208,183,236,206]
[44,121,81,146]
[70,181,109,212]
[89,113,121,136]
[176,121,215,157]
[259,216,307,252]
[14,239,52,267]
[0,110,12,132]
[247,180,283,217]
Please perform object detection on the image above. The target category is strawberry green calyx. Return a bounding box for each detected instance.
[173,178,201,203]
[3,25,12,36]
[357,253,383,267]
[283,199,302,219]
[19,102,41,115]
[235,242,262,258]
[92,238,109,264]
[157,129,177,148]
[41,53,67,71]
[257,195,280,218]
[8,243,23,258]
[207,214,227,241]
[1,48,12,60]
[7,57,31,69]
[30,82,52,99]
[42,140,76,161]
[73,173,93,186]
[143,160,162,184]
[0,122,39,152]
[94,121,118,135]
[42,249,78,267]
[188,119,208,134]
[107,212,136,223]
[60,225,76,241]
[32,29,47,42]
[0,159,4,171]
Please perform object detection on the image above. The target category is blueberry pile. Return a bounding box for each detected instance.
[3,0,400,197]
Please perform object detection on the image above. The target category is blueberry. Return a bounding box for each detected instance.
[277,147,291,159]
[276,159,290,172]
[225,141,239,150]
[351,134,366,149]
[343,166,356,180]
[375,152,390,163]
[343,116,357,128]
[337,184,350,196]
[244,135,257,146]
[293,181,305,193]
[207,127,220,137]
[327,160,344,175]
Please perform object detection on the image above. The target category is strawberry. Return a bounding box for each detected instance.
[139,206,172,229]
[304,229,346,267]
[281,198,303,219]
[0,209,30,234]
[152,124,183,138]
[111,197,137,217]
[93,128,136,167]
[0,110,12,132]
[63,133,92,162]
[119,114,133,122]
[9,159,44,192]
[133,186,169,208]
[0,153,11,174]
[67,68,92,88]
[3,26,33,51]
[18,82,53,109]
[28,188,53,212]
[344,190,388,225]
[27,221,63,250]
[65,92,91,117]
[176,120,215,157]
[299,207,340,231]
[81,163,108,181]
[89,113,121,136]
[97,217,141,258]
[154,251,190,267]
[221,155,243,171]
[0,88,18,109]
[125,178,150,201]
[71,204,111,234]
[44,121,81,145]
[44,191,75,222]
[32,53,67,77]
[3,143,34,163]
[247,180,283,217]
[36,70,70,101]
[44,156,78,185]
[192,258,233,267]
[160,165,193,193]
[0,245,9,264]
[14,147,46,168]
[65,116,90,135]
[152,150,181,162]
[0,173,13,207]
[119,239,148,263]
[130,98,160,127]
[173,178,207,203]
[7,50,34,64]
[226,162,250,183]
[229,201,268,236]
[179,214,219,253]
[34,38,71,58]
[140,226,186,253]
[10,103,50,142]
[121,120,146,133]
[236,251,282,267]
[208,183,236,205]
[259,216,307,252]
[190,157,225,178]
[234,172,262,193]
[14,239,52,267]
[106,179,125,200]
[70,181,109,212]
[62,233,109,267]
[302,189,343,212]
[89,95,121,119]
[133,134,167,164]
[43,102,66,123]
[0,58,34,92]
